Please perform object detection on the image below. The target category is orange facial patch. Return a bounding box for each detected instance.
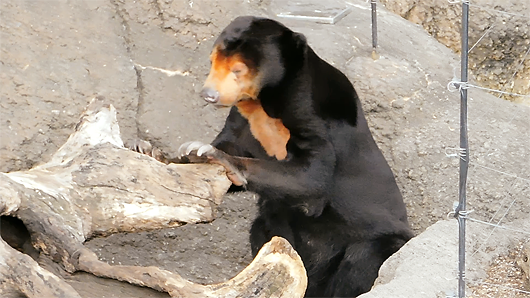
[203,46,260,106]
[236,100,290,160]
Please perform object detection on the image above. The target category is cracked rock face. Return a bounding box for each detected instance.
[0,0,139,173]
[380,0,530,104]
[0,0,270,173]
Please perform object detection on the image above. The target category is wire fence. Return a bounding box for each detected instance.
[370,0,530,296]
[297,1,528,296]
[444,1,530,297]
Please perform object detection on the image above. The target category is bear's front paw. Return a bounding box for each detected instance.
[126,138,167,163]
[178,141,247,186]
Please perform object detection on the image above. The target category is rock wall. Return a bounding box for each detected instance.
[0,0,269,173]
[380,0,530,104]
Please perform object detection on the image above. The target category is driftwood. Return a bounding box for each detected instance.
[0,96,307,298]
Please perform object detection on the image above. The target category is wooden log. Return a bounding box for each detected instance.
[0,237,81,298]
[0,96,307,297]
[2,96,231,272]
[75,236,307,298]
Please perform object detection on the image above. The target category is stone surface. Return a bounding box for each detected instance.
[359,220,462,298]
[362,218,530,298]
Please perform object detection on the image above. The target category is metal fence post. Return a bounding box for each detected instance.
[454,1,470,297]
[371,0,378,59]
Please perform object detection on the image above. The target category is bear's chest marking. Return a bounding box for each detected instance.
[236,101,290,160]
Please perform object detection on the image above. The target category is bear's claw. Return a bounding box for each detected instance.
[178,141,247,186]
[178,141,214,157]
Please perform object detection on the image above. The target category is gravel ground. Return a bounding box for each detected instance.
[470,240,530,298]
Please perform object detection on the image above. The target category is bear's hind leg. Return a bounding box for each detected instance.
[249,213,296,256]
[323,241,385,297]
[249,216,270,256]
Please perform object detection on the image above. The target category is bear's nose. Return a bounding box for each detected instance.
[201,87,220,103]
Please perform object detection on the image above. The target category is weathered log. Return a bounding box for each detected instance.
[2,96,231,272]
[75,236,307,298]
[0,96,307,297]
[0,234,306,298]
[0,237,81,298]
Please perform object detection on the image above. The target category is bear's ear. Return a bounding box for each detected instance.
[293,32,307,51]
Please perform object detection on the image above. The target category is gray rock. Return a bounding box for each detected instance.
[359,220,461,298]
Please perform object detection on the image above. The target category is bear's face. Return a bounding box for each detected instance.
[200,16,306,106]
[201,46,261,106]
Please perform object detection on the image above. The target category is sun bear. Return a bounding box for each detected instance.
[178,16,413,297]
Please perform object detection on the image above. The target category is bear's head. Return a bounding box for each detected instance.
[201,16,307,106]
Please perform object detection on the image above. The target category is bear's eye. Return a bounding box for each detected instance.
[525,256,528,262]
[231,62,248,77]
